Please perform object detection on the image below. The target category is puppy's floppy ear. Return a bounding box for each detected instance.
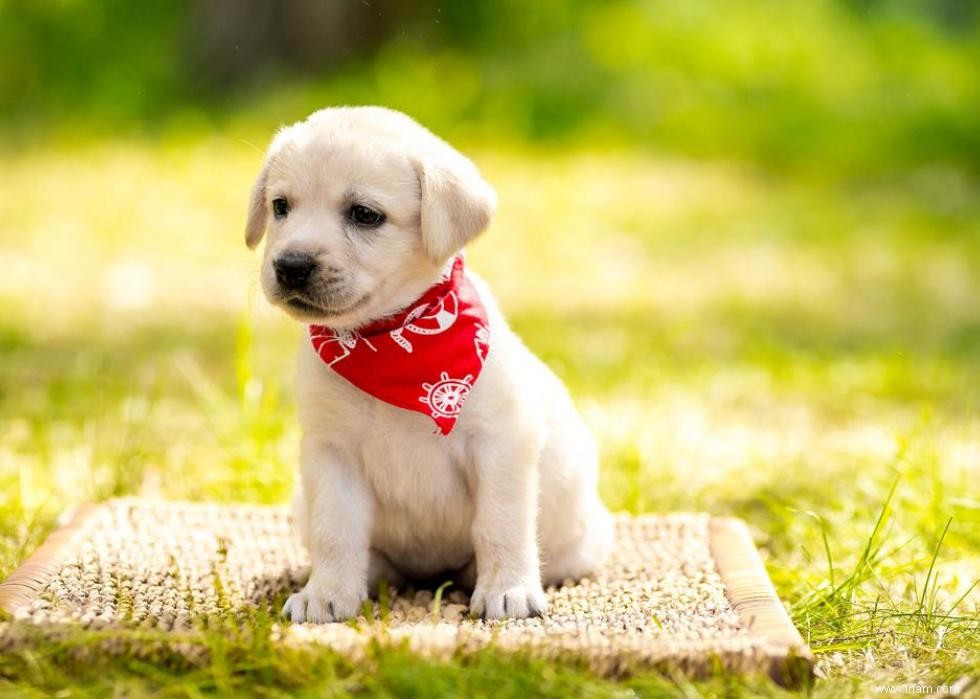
[416,151,497,264]
[244,160,270,250]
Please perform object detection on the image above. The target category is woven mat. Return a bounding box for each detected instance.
[0,498,813,686]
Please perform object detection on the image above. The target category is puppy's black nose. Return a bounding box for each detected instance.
[274,253,318,291]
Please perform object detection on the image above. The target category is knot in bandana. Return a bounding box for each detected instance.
[309,257,490,435]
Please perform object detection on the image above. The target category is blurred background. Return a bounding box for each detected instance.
[0,0,978,641]
[3,0,979,169]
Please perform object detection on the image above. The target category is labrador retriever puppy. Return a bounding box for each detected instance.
[245,106,613,622]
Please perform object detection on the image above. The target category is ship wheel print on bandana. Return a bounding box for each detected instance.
[419,372,474,420]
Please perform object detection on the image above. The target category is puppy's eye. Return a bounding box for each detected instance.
[272,198,289,219]
[349,204,385,227]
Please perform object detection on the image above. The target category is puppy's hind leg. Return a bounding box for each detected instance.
[542,506,615,585]
[537,410,615,586]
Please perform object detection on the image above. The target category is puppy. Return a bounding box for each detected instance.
[244,106,613,622]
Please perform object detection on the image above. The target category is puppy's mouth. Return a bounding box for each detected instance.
[285,296,327,314]
[280,292,370,320]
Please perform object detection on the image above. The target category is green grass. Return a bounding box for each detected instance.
[0,137,978,697]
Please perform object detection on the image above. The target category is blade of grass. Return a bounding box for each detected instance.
[430,580,453,622]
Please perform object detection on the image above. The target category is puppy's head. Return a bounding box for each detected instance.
[245,106,496,329]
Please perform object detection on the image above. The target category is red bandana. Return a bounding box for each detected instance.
[309,257,490,435]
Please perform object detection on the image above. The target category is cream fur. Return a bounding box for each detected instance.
[245,106,613,622]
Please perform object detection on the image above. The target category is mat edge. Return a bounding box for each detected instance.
[709,516,814,686]
[0,502,106,615]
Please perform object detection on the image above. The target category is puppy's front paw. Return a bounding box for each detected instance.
[470,578,547,620]
[282,580,365,624]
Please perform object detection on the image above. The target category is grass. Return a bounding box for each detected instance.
[0,134,978,696]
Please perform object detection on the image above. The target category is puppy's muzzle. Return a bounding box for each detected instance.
[274,252,318,292]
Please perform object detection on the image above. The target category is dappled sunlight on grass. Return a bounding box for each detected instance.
[3,142,979,331]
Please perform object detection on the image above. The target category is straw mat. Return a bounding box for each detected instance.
[0,499,813,686]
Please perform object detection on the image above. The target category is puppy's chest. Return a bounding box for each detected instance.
[356,420,476,574]
[304,356,475,500]
[356,421,472,511]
